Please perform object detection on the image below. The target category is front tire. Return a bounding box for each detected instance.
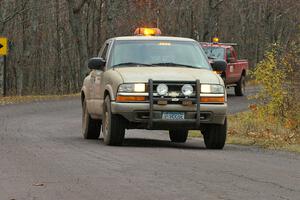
[102,96,125,146]
[202,118,227,149]
[169,129,188,143]
[235,75,245,96]
[82,99,101,139]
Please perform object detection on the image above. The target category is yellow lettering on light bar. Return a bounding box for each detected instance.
[158,42,171,46]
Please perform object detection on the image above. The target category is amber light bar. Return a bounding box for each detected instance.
[213,71,223,75]
[200,97,225,103]
[134,28,162,36]
[116,95,147,102]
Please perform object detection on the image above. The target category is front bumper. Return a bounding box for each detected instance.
[112,79,227,130]
[111,102,227,129]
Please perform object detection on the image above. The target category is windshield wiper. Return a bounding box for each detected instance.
[151,62,200,69]
[112,62,152,67]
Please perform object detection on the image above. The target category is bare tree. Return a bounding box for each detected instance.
[0,0,299,95]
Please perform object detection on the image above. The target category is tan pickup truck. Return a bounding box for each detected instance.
[81,34,228,149]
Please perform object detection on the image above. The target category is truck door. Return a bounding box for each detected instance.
[231,47,242,82]
[226,48,234,83]
[226,47,240,83]
[89,41,110,115]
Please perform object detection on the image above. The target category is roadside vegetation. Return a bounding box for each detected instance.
[228,38,300,152]
[191,36,300,153]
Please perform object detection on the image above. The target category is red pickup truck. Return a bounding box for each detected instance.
[201,42,248,96]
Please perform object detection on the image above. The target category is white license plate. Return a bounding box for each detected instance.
[162,112,185,120]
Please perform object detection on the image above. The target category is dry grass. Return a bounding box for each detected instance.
[189,111,300,153]
[0,94,80,105]
[246,79,259,86]
[227,111,300,153]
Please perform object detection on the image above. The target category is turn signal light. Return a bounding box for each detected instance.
[200,97,225,103]
[116,95,146,102]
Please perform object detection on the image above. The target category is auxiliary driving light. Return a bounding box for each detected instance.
[181,84,193,96]
[156,84,168,96]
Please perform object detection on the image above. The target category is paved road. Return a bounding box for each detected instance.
[0,88,299,200]
[226,86,258,114]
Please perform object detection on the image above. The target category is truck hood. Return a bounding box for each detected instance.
[114,67,221,84]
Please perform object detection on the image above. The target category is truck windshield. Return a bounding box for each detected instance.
[203,47,224,60]
[109,40,211,69]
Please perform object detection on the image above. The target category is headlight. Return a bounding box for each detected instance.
[181,84,193,96]
[118,83,146,92]
[201,84,224,94]
[157,84,168,96]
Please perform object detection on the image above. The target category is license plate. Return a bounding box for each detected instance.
[162,112,185,120]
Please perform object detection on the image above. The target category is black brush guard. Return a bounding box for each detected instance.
[148,79,201,129]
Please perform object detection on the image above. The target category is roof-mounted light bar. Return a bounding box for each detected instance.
[134,28,162,36]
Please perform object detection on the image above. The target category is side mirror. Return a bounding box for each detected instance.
[211,59,227,72]
[88,57,106,70]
